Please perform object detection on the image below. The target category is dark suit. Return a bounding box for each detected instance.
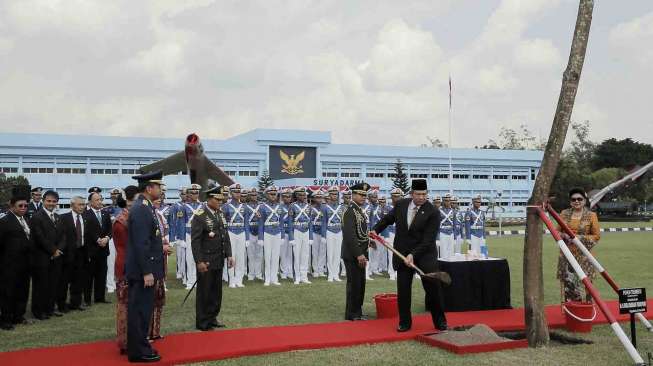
[341,202,368,320]
[27,201,41,219]
[29,209,64,317]
[126,197,164,359]
[57,212,89,309]
[373,198,446,328]
[0,213,32,326]
[84,208,112,303]
[191,207,231,330]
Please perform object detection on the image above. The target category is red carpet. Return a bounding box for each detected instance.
[1,299,650,366]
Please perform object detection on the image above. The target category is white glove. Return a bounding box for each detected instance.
[309,240,314,246]
[245,241,250,248]
[257,240,263,246]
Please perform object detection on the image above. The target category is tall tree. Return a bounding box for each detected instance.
[391,159,410,193]
[257,170,274,200]
[591,138,653,170]
[0,174,30,209]
[523,0,594,347]
[420,136,448,148]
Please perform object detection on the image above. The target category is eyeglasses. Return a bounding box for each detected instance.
[16,204,28,208]
[570,197,585,202]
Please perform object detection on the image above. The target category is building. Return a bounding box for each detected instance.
[0,129,543,217]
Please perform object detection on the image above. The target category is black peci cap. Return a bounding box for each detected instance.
[411,179,427,191]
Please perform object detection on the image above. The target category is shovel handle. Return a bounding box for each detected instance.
[369,232,426,276]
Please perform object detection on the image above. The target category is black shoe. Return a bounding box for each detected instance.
[34,314,50,321]
[436,321,448,331]
[128,354,161,363]
[0,323,15,331]
[214,322,226,328]
[12,317,32,325]
[196,326,215,331]
[397,324,411,332]
[353,316,369,321]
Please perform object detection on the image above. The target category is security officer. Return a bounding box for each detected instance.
[376,194,390,274]
[321,186,344,282]
[387,188,404,280]
[191,185,233,331]
[257,186,284,286]
[182,184,204,290]
[368,191,386,275]
[278,188,294,280]
[465,194,487,255]
[168,187,188,284]
[288,187,313,284]
[452,196,465,255]
[27,186,43,219]
[342,189,352,207]
[341,182,370,321]
[104,188,123,294]
[125,171,164,363]
[432,195,442,252]
[222,183,249,288]
[310,190,326,277]
[438,194,457,259]
[245,188,263,281]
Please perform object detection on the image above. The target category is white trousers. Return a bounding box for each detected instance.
[280,236,293,278]
[376,244,388,273]
[439,233,455,259]
[185,232,197,287]
[470,235,484,254]
[263,233,282,284]
[311,234,326,275]
[247,234,263,280]
[228,231,247,286]
[326,231,342,280]
[106,239,116,291]
[176,242,187,282]
[387,233,396,279]
[454,238,464,255]
[292,230,311,282]
[367,246,378,277]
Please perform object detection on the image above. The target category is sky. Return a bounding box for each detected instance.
[0,0,651,148]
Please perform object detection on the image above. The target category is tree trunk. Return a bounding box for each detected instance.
[523,0,594,347]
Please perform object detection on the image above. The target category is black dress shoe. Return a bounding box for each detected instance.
[436,321,448,331]
[353,316,369,321]
[34,314,50,321]
[397,324,411,332]
[128,353,161,363]
[214,322,226,328]
[196,326,215,331]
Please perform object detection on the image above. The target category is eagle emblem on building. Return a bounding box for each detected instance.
[280,150,305,175]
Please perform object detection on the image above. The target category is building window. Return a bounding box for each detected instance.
[388,173,397,178]
[91,168,119,175]
[531,168,536,180]
[453,174,469,179]
[341,172,360,177]
[238,171,258,177]
[121,168,137,175]
[323,172,338,177]
[0,167,18,173]
[431,173,449,179]
[513,202,527,206]
[493,174,508,180]
[410,173,427,178]
[366,172,384,178]
[225,171,237,176]
[473,174,489,179]
[512,175,527,180]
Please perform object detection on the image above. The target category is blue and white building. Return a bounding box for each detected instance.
[0,129,542,217]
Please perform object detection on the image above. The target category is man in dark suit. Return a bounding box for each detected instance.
[372,179,447,332]
[84,188,112,304]
[26,187,43,219]
[191,185,233,331]
[341,182,370,321]
[29,190,64,319]
[0,185,33,330]
[125,171,165,363]
[57,196,90,311]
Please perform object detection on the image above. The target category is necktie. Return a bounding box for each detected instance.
[19,216,30,237]
[407,206,418,227]
[49,211,55,223]
[75,214,83,247]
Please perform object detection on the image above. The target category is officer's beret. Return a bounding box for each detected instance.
[293,186,307,194]
[433,195,442,201]
[281,188,292,195]
[390,188,404,196]
[88,186,102,193]
[31,186,43,193]
[188,183,202,192]
[229,183,241,193]
[327,186,339,193]
[350,183,370,196]
[131,170,163,185]
[443,193,452,200]
[264,185,278,193]
[248,187,258,195]
[205,185,227,200]
[472,194,482,201]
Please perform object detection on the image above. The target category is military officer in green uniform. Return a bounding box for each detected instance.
[341,182,370,321]
[191,185,234,331]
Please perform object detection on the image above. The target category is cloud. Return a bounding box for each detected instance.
[513,39,562,69]
[609,12,653,66]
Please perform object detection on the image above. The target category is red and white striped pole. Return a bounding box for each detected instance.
[535,207,645,365]
[546,204,653,332]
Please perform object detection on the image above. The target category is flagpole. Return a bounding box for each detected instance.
[448,75,453,195]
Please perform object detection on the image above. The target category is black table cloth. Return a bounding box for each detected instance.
[438,258,511,312]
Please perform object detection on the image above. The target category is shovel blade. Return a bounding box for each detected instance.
[423,271,452,286]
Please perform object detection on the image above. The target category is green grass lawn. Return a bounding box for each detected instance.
[1,232,652,365]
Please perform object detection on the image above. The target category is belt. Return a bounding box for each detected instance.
[328,223,341,227]
[441,225,452,228]
[228,223,244,227]
[471,226,483,229]
[264,223,280,227]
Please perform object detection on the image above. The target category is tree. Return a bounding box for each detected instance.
[591,138,653,171]
[0,174,30,209]
[477,139,501,149]
[391,160,410,193]
[524,0,594,348]
[257,170,274,200]
[483,124,544,150]
[549,157,594,210]
[568,120,596,167]
[420,136,448,148]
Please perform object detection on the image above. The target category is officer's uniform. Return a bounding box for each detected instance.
[452,196,465,254]
[26,186,43,220]
[191,186,232,331]
[465,195,486,255]
[339,189,352,277]
[387,188,404,281]
[222,184,249,288]
[368,191,386,274]
[288,187,313,284]
[278,189,293,280]
[103,188,124,294]
[432,195,442,253]
[321,186,345,282]
[245,189,263,281]
[125,172,164,362]
[341,183,370,321]
[310,191,326,277]
[168,187,188,283]
[376,195,390,274]
[362,199,374,280]
[258,186,284,286]
[182,184,204,289]
[438,194,457,259]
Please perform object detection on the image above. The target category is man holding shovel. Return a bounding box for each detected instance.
[371,179,448,333]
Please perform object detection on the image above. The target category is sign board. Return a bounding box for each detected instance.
[618,287,647,314]
[269,146,317,180]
